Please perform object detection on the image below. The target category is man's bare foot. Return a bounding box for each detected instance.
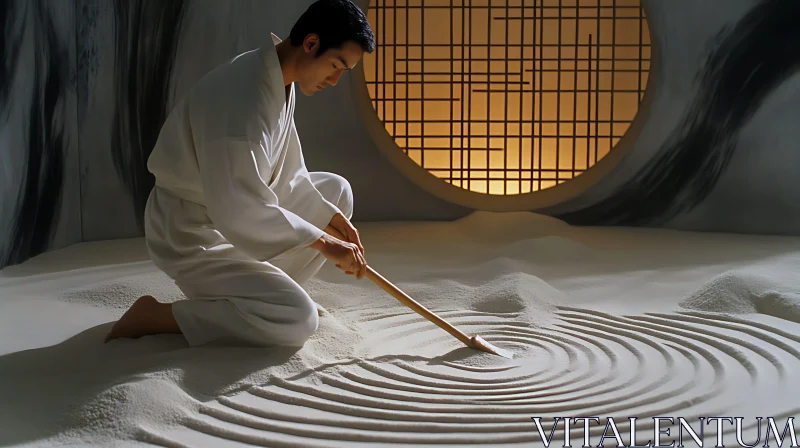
[104,295,182,343]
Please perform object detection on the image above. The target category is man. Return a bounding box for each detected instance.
[104,0,375,347]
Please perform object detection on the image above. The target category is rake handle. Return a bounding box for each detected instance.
[324,225,473,348]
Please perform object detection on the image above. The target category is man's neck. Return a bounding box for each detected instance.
[275,40,297,87]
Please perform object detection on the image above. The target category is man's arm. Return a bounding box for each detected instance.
[279,124,343,231]
[197,137,325,261]
[280,123,365,254]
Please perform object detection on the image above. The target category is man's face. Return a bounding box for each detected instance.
[296,34,364,96]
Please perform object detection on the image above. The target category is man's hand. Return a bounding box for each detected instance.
[328,213,365,258]
[309,233,367,279]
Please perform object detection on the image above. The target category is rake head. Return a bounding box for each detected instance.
[471,335,514,359]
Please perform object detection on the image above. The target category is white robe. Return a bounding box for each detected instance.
[143,33,353,347]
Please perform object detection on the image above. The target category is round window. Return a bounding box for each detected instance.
[352,0,654,211]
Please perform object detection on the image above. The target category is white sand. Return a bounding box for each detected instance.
[1,211,799,447]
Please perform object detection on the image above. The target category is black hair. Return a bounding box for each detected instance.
[288,0,375,57]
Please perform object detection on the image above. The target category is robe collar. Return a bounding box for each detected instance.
[260,33,294,118]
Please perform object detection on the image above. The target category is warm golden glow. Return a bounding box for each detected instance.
[364,0,651,195]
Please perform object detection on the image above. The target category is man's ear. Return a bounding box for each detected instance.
[303,34,319,54]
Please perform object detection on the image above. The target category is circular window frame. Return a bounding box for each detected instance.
[351,0,659,212]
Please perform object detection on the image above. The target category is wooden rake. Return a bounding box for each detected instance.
[324,225,514,359]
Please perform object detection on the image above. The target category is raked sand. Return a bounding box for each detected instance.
[1,211,799,447]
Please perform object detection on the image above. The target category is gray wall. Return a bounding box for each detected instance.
[2,0,799,269]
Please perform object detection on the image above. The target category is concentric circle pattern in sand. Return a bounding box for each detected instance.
[148,308,800,447]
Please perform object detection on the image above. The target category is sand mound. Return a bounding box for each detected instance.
[60,271,185,310]
[681,263,800,323]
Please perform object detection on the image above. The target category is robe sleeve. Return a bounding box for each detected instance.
[197,136,325,262]
[279,122,343,230]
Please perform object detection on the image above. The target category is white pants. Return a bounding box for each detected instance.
[143,172,353,347]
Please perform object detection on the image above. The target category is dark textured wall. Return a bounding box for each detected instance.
[0,0,79,269]
[545,0,800,234]
[1,0,799,269]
